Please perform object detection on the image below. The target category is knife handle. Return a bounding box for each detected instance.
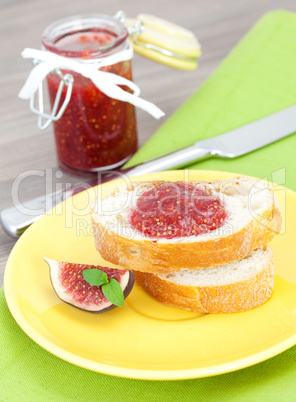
[1,145,211,238]
[0,190,66,238]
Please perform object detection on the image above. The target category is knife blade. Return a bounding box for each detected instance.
[2,104,296,238]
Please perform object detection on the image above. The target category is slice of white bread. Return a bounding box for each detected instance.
[91,176,281,274]
[133,247,274,313]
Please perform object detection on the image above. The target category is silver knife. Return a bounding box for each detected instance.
[2,104,296,238]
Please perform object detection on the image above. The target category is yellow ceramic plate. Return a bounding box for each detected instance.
[4,170,296,380]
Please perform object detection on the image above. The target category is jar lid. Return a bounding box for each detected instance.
[125,14,201,70]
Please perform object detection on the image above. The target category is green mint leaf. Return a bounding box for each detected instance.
[83,269,109,287]
[102,278,124,307]
[100,272,109,284]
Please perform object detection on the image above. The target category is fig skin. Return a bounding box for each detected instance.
[44,257,135,314]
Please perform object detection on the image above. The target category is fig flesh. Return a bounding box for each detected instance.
[44,257,134,313]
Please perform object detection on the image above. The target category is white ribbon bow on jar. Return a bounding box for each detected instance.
[19,44,165,129]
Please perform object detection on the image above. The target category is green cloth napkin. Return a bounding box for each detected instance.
[2,10,296,402]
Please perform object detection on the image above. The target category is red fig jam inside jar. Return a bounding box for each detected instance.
[42,16,137,175]
[130,183,227,239]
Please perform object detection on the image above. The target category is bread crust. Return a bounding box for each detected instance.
[91,176,282,274]
[133,248,275,314]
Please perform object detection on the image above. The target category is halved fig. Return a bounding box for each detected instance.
[44,257,134,313]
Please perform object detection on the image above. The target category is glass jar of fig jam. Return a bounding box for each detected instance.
[42,15,138,175]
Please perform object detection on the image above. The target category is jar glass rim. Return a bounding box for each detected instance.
[42,14,129,58]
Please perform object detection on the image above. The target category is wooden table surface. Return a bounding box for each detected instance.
[1,0,296,287]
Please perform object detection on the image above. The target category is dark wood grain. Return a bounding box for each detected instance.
[1,0,296,286]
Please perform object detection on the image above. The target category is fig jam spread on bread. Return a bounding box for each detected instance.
[91,176,281,274]
[129,183,227,239]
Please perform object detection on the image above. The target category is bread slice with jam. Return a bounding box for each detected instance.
[90,176,281,274]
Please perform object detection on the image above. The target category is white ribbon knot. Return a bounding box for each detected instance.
[19,45,165,120]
